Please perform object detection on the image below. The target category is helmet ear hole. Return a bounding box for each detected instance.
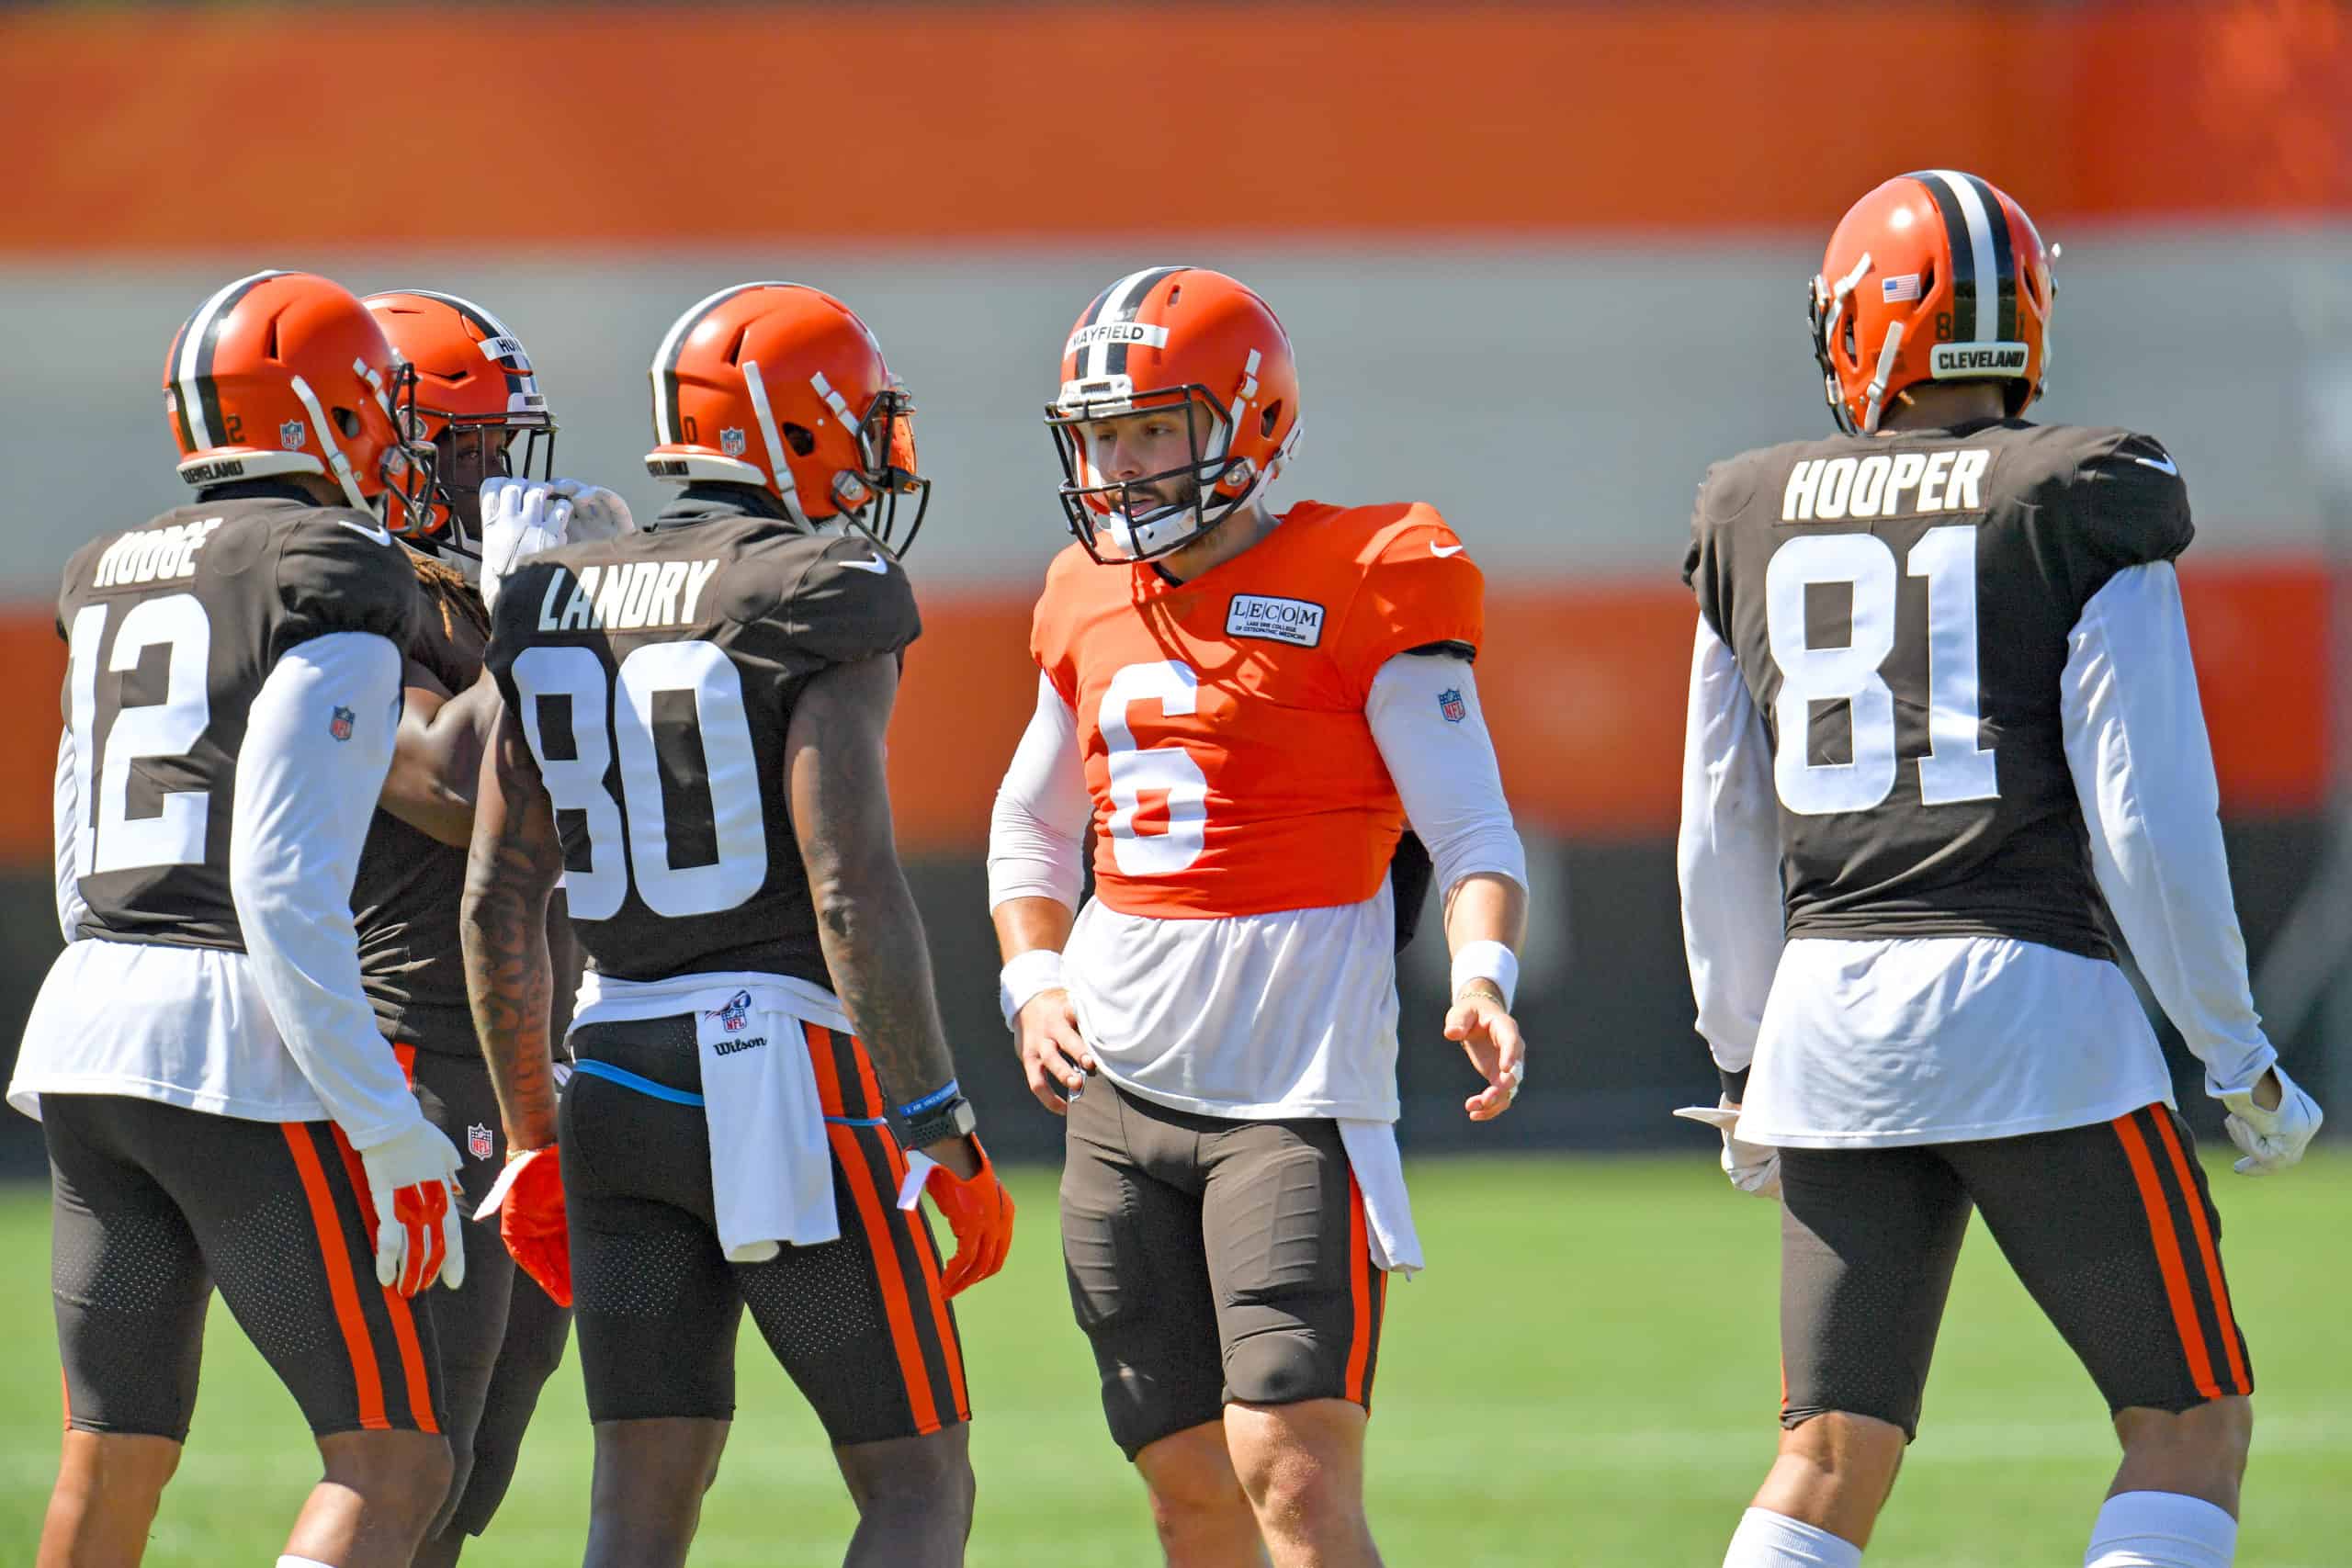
[1839,314,1857,368]
[1259,400,1283,440]
[334,407,364,440]
[779,423,816,457]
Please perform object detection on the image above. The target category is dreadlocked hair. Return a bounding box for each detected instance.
[411,551,492,643]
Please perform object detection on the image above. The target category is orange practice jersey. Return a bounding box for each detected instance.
[1031,501,1484,919]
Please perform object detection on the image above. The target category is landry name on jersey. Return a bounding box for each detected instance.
[1684,418,2194,958]
[57,496,417,953]
[351,555,491,1052]
[1031,501,1483,920]
[485,501,920,986]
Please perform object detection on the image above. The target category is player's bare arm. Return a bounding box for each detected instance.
[1441,870,1529,1121]
[786,652,981,1181]
[379,664,499,849]
[459,697,563,1152]
[991,895,1097,1112]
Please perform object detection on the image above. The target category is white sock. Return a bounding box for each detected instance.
[2084,1491,2236,1568]
[1724,1507,1865,1568]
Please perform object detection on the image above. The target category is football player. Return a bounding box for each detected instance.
[357,288,628,1566]
[460,281,1015,1568]
[11,271,465,1568]
[1679,172,2325,1568]
[987,267,1531,1567]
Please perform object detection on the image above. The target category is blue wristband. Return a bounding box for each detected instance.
[895,1079,962,1120]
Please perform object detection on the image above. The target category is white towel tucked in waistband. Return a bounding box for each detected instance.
[573,971,848,1264]
[1338,1120,1423,1276]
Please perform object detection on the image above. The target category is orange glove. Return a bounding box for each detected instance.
[913,1138,1015,1298]
[473,1145,571,1306]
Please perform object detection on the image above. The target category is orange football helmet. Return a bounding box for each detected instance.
[643,282,927,555]
[1046,266,1302,562]
[1809,171,2055,434]
[365,289,557,552]
[164,270,433,515]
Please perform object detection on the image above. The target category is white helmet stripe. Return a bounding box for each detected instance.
[1086,267,1173,381]
[1922,169,1997,344]
[177,269,288,451]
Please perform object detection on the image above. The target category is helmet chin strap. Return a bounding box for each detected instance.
[1860,321,1905,434]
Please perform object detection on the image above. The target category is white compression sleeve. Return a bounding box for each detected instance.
[1676,615,1785,1078]
[986,671,1091,911]
[1364,652,1527,900]
[230,631,421,1149]
[2062,563,2276,1099]
[52,729,89,942]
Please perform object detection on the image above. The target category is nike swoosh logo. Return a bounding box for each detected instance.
[337,519,393,546]
[842,556,891,575]
[1429,542,1465,558]
[2133,454,2178,476]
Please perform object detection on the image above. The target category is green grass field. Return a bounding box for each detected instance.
[2,1152,2343,1566]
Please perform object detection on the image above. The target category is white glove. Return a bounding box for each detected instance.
[2221,1065,2324,1177]
[1674,1097,1782,1200]
[548,479,634,545]
[356,1120,466,1294]
[478,476,574,612]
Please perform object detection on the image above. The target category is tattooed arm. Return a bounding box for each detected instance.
[459,694,564,1151]
[786,653,980,1179]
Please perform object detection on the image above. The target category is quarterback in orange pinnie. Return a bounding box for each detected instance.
[988,267,1532,1567]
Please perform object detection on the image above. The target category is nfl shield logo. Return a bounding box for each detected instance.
[467,1122,494,1161]
[718,427,747,457]
[1438,688,1467,724]
[707,988,753,1032]
[328,705,355,742]
[279,419,307,450]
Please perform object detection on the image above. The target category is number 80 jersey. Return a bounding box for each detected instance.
[486,508,920,986]
[1683,419,2194,959]
[1031,500,1483,920]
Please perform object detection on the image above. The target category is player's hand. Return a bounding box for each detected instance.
[356,1121,466,1295]
[1014,987,1096,1115]
[1447,988,1524,1121]
[1673,1098,1782,1200]
[907,1135,1016,1298]
[478,476,575,611]
[548,478,634,544]
[473,1144,571,1305]
[2222,1065,2324,1177]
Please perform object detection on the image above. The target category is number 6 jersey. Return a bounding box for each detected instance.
[485,498,920,987]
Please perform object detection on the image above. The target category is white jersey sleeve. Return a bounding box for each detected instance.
[2061,561,2276,1098]
[229,630,424,1148]
[986,671,1091,912]
[1677,615,1786,1077]
[53,729,89,943]
[1364,653,1526,899]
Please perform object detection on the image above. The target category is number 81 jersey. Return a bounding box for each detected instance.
[486,511,920,985]
[1032,500,1483,919]
[1684,419,2193,958]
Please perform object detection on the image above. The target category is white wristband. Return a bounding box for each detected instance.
[1000,948,1067,1031]
[1450,940,1519,1010]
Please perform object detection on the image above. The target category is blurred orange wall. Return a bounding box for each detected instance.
[5,3,2345,250]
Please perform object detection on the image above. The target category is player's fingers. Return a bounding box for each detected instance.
[1038,1032,1087,1093]
[1021,1049,1074,1116]
[1490,1016,1526,1084]
[1442,999,1476,1043]
[439,1198,466,1291]
[375,1216,403,1291]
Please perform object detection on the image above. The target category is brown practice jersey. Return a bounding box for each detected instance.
[56,493,417,953]
[1684,417,2193,958]
[351,555,491,1052]
[483,496,922,986]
